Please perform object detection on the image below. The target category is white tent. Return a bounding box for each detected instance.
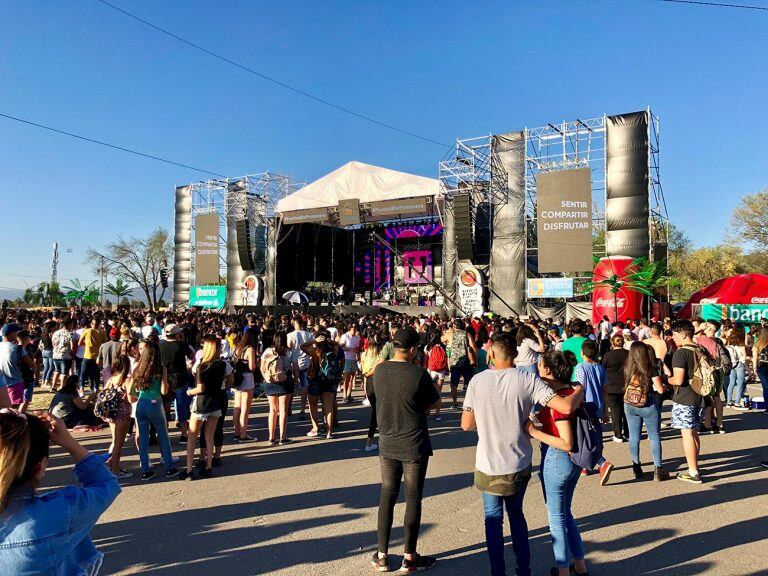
[276,161,439,213]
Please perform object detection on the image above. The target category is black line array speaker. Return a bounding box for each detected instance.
[453,194,473,261]
[235,219,255,271]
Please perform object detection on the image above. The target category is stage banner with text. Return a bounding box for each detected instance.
[280,208,330,225]
[195,213,220,285]
[536,168,593,273]
[369,197,428,220]
[189,285,226,309]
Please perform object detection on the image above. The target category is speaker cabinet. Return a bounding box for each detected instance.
[235,220,255,271]
[453,194,473,261]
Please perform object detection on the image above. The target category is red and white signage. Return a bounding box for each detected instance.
[592,256,643,324]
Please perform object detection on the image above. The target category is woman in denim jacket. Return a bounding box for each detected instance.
[0,408,120,576]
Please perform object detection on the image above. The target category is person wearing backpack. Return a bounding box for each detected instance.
[261,332,297,446]
[301,331,341,439]
[692,321,729,434]
[425,331,448,421]
[623,342,670,482]
[667,320,705,484]
[525,351,590,576]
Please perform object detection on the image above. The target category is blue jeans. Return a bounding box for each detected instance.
[79,358,100,391]
[173,386,192,425]
[135,397,175,473]
[624,402,662,467]
[42,350,55,382]
[541,445,584,569]
[726,362,746,404]
[757,365,768,403]
[482,488,531,576]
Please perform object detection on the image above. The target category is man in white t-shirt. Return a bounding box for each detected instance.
[461,332,584,576]
[339,324,361,403]
[287,317,313,420]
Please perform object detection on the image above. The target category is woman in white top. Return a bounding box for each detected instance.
[726,328,748,409]
[515,324,544,375]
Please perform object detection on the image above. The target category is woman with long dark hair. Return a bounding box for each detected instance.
[515,323,545,375]
[726,327,748,409]
[231,328,258,442]
[127,339,178,481]
[261,331,297,445]
[623,341,669,481]
[101,354,133,478]
[527,351,588,576]
[362,331,385,452]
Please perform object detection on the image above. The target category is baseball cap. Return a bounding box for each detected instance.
[1,323,23,337]
[164,323,181,336]
[109,326,120,339]
[392,327,419,349]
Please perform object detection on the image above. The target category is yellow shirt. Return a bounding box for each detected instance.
[79,328,106,360]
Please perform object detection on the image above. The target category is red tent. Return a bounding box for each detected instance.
[680,273,768,318]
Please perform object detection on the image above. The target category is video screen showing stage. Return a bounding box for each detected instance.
[276,220,442,304]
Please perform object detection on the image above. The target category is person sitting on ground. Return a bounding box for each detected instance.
[0,409,121,575]
[48,375,102,430]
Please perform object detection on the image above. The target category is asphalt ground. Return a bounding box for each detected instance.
[40,382,768,576]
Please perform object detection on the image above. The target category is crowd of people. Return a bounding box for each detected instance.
[0,305,766,575]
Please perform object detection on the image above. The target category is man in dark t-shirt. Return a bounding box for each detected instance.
[368,327,439,572]
[159,324,194,443]
[668,320,703,484]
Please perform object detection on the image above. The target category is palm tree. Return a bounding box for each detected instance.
[105,278,133,303]
[62,279,99,307]
[581,257,677,321]
[22,282,65,307]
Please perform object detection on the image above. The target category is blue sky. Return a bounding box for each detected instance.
[1,0,766,292]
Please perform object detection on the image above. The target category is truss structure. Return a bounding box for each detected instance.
[524,109,669,291]
[188,172,304,279]
[524,116,607,290]
[439,135,509,266]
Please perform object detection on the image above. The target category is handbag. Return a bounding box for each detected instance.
[94,385,125,420]
[624,373,649,408]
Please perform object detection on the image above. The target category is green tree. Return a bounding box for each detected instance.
[87,228,172,311]
[62,279,99,307]
[104,278,133,303]
[730,188,768,246]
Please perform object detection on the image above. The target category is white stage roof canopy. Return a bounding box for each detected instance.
[276,161,439,213]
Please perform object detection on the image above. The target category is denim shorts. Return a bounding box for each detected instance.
[671,403,703,430]
[53,358,73,374]
[343,359,358,373]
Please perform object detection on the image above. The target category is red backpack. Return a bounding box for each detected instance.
[428,344,448,372]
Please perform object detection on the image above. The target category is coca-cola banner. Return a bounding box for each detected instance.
[592,256,643,324]
[536,168,593,273]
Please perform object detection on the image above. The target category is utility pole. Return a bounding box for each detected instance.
[51,242,59,287]
[100,255,105,308]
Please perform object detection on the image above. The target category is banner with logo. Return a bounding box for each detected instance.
[189,285,226,309]
[527,277,574,299]
[280,208,330,225]
[195,213,220,285]
[338,198,361,227]
[457,265,484,317]
[697,303,768,324]
[369,197,428,220]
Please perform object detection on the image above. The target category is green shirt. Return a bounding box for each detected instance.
[561,336,587,365]
[138,376,162,400]
[378,341,396,362]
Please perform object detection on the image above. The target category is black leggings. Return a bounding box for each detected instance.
[605,392,628,439]
[368,396,378,439]
[378,456,429,555]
